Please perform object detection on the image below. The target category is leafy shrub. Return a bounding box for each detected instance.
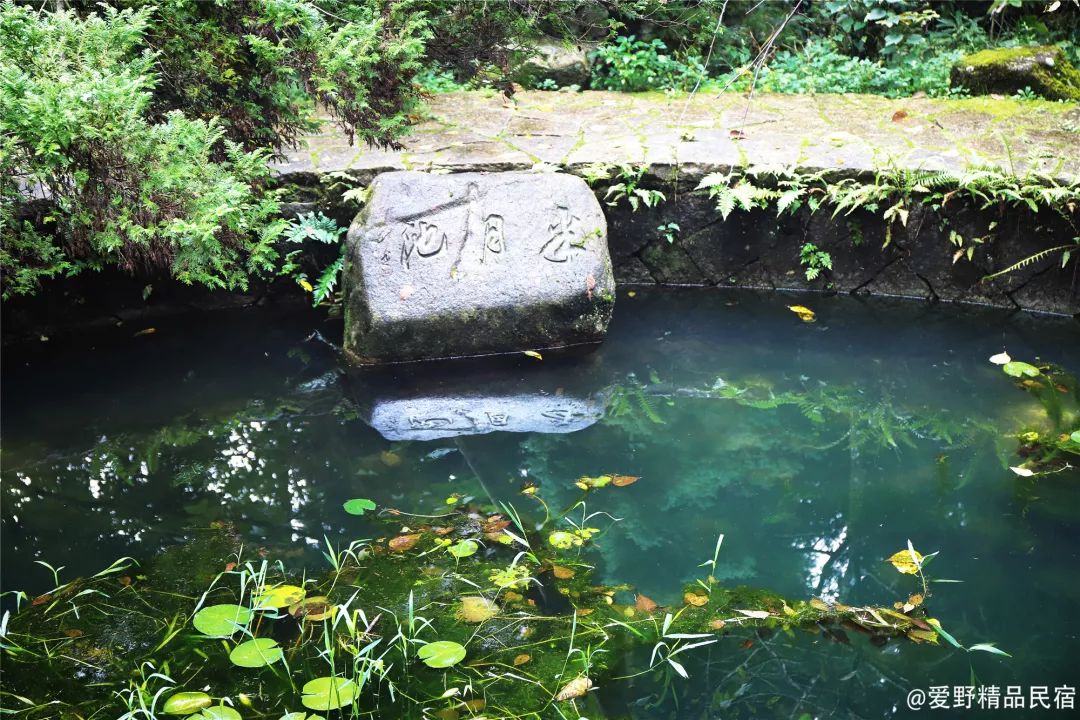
[591,36,707,92]
[0,3,285,298]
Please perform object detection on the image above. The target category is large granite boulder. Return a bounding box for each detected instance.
[950,46,1080,101]
[342,171,615,364]
[512,38,594,88]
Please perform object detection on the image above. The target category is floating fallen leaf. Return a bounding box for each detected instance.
[709,618,726,630]
[684,592,708,607]
[513,654,531,666]
[64,629,83,638]
[907,593,924,607]
[118,576,132,586]
[1009,466,1035,477]
[380,450,402,467]
[522,350,543,360]
[887,548,923,575]
[223,562,237,572]
[399,285,415,300]
[735,609,770,619]
[741,638,754,649]
[729,129,747,140]
[907,629,939,644]
[299,279,314,293]
[627,290,637,297]
[1003,360,1040,378]
[809,597,829,611]
[891,110,909,122]
[989,351,1011,365]
[635,594,658,613]
[482,516,510,533]
[611,474,640,487]
[455,596,498,623]
[134,327,156,337]
[31,594,51,606]
[575,474,612,490]
[576,608,594,616]
[555,676,592,702]
[787,305,816,323]
[388,534,421,552]
[552,565,576,579]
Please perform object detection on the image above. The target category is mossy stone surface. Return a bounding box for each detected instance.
[951,45,1080,101]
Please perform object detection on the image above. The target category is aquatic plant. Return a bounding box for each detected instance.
[2,477,999,720]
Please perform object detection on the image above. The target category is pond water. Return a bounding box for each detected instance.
[2,288,1079,718]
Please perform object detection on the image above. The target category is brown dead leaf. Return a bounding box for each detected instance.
[31,594,51,606]
[64,629,84,638]
[224,562,237,572]
[709,618,726,630]
[555,676,592,702]
[635,593,658,613]
[729,129,747,140]
[576,608,594,616]
[741,639,754,649]
[891,110,909,123]
[552,565,576,579]
[611,475,640,487]
[432,526,454,536]
[388,533,421,552]
[683,592,708,607]
[482,516,511,533]
[513,654,531,666]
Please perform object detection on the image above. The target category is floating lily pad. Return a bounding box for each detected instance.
[252,584,306,610]
[229,638,283,668]
[289,596,336,622]
[1002,361,1040,378]
[342,498,376,516]
[447,539,478,558]
[417,640,466,668]
[279,714,326,720]
[455,596,498,623]
[301,676,358,711]
[162,691,213,715]
[548,531,577,550]
[192,706,242,720]
[192,604,253,637]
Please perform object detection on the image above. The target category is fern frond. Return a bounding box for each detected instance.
[983,244,1075,281]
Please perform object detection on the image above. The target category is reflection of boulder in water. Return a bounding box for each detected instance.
[347,353,609,441]
[370,394,604,441]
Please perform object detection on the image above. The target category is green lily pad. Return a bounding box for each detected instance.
[1070,430,1080,444]
[1003,361,1040,378]
[162,691,213,715]
[300,676,358,711]
[447,539,478,558]
[343,498,376,516]
[252,584,306,610]
[192,604,253,637]
[417,640,467,668]
[192,706,242,720]
[279,714,326,720]
[548,531,576,550]
[229,638,283,668]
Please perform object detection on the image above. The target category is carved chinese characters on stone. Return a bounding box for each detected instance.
[343,171,613,363]
[541,205,584,262]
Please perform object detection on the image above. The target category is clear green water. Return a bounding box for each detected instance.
[3,288,1079,717]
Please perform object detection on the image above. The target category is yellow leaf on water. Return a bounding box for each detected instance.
[552,565,576,579]
[787,305,816,323]
[907,629,939,644]
[887,548,923,575]
[522,350,543,360]
[555,676,592,702]
[513,654,531,666]
[299,280,314,292]
[134,327,157,337]
[455,596,498,623]
[684,592,709,607]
